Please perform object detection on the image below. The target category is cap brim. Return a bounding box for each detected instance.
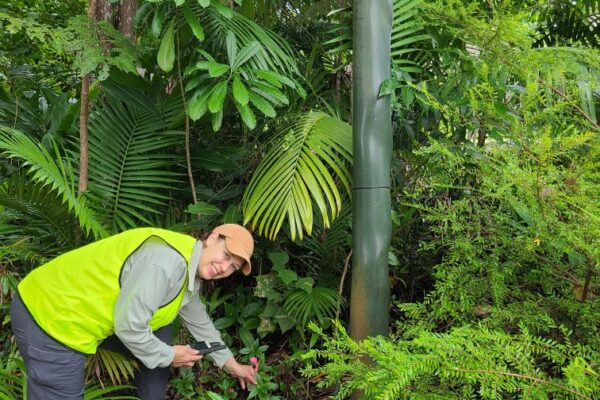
[224,237,252,275]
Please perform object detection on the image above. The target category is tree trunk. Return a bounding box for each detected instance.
[96,0,114,24]
[96,0,114,53]
[477,129,487,147]
[349,0,392,340]
[78,75,90,195]
[118,0,138,41]
[78,0,98,196]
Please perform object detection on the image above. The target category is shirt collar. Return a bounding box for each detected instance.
[188,240,203,293]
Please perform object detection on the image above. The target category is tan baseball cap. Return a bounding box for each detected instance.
[213,224,254,275]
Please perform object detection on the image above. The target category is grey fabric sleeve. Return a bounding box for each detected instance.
[179,294,234,368]
[114,238,186,369]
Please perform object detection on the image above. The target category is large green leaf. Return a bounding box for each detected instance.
[208,80,228,113]
[157,20,175,72]
[248,92,276,117]
[188,84,214,121]
[232,41,262,69]
[234,101,256,130]
[242,112,352,241]
[177,6,302,130]
[86,99,184,233]
[182,3,205,41]
[232,74,249,105]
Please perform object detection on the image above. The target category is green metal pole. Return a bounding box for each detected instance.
[349,0,392,340]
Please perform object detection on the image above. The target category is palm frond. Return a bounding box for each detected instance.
[0,175,78,252]
[0,357,26,400]
[535,0,600,47]
[0,127,107,238]
[243,111,352,241]
[294,0,351,24]
[284,286,341,327]
[85,99,185,233]
[392,0,430,72]
[83,384,138,400]
[194,5,299,75]
[321,22,352,74]
[86,349,137,387]
[0,95,45,138]
[300,200,351,271]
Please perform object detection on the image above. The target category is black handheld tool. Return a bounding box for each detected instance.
[189,341,227,355]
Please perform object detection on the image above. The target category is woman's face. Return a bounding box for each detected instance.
[197,233,245,280]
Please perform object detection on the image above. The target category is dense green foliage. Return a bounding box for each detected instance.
[1,0,598,399]
[304,322,599,399]
[302,0,600,398]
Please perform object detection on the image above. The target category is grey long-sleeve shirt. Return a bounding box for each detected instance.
[112,237,234,369]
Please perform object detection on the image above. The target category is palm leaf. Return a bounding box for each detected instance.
[86,98,184,233]
[300,200,352,271]
[0,358,26,400]
[0,127,107,238]
[392,0,430,71]
[83,384,138,400]
[0,176,79,253]
[534,0,600,47]
[321,21,352,74]
[293,0,351,24]
[0,79,45,138]
[284,286,341,327]
[194,5,299,75]
[86,349,137,387]
[243,111,352,241]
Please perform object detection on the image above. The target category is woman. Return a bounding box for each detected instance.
[10,224,258,400]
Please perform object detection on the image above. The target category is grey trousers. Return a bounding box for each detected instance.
[10,292,172,400]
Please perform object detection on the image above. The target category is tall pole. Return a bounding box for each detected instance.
[349,0,392,340]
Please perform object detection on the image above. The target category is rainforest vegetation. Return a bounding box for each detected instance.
[0,0,599,399]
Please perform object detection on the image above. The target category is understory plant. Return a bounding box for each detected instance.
[303,321,599,400]
[399,131,599,338]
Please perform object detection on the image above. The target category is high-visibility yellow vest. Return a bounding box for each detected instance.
[18,228,196,354]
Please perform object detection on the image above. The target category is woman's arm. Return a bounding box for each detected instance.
[115,238,199,368]
[179,294,234,367]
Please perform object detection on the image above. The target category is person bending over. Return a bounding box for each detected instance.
[11,224,258,400]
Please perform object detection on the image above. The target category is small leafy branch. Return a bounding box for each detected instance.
[61,16,141,80]
[183,31,303,131]
[253,251,341,336]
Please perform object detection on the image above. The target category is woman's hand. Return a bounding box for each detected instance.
[171,345,202,368]
[223,357,258,390]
